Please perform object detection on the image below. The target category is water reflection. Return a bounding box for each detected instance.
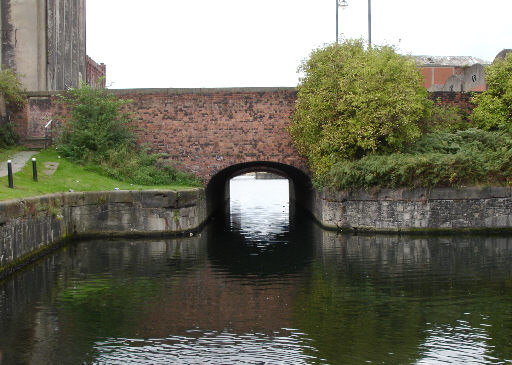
[229,174,289,243]
[0,179,512,364]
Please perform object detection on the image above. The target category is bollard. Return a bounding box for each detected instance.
[7,160,13,188]
[32,157,38,182]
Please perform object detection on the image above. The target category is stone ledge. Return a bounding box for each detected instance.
[323,186,511,202]
[315,186,512,233]
[0,189,208,279]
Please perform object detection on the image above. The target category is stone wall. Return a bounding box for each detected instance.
[0,189,207,279]
[1,0,86,91]
[46,0,87,90]
[314,187,512,232]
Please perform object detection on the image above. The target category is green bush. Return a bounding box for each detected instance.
[427,104,471,132]
[289,39,432,178]
[471,53,512,130]
[0,122,18,148]
[57,84,200,186]
[327,128,512,189]
[58,85,136,162]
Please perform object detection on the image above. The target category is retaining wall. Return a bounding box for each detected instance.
[0,189,207,278]
[314,187,512,232]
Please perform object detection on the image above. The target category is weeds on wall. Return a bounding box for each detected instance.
[0,68,26,112]
[57,84,200,187]
[0,68,25,147]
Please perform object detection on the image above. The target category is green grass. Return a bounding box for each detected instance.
[0,148,200,201]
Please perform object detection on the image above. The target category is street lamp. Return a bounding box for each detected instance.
[336,0,348,43]
[368,0,372,46]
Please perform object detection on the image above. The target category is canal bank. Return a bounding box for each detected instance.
[313,186,512,233]
[0,189,207,279]
[4,184,512,279]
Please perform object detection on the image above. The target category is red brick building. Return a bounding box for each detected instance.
[415,55,489,92]
[86,56,107,88]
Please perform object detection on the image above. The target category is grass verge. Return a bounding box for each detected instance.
[0,148,200,201]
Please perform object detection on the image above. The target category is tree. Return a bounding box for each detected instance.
[289,39,432,179]
[471,53,512,130]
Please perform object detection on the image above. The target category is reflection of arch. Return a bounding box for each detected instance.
[205,161,313,216]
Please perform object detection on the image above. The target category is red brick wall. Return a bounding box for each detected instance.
[15,88,478,181]
[419,66,467,91]
[428,91,476,113]
[114,88,308,180]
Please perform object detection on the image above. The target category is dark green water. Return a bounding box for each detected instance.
[1,178,512,364]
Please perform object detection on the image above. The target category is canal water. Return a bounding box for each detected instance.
[1,176,512,364]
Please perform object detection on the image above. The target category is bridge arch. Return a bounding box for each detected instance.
[205,161,313,217]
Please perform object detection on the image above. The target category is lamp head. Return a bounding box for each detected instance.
[338,0,348,9]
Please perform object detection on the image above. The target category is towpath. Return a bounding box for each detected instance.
[0,151,37,177]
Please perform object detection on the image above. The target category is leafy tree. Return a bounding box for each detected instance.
[289,39,432,179]
[471,53,512,130]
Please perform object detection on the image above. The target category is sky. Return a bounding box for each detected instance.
[86,0,512,89]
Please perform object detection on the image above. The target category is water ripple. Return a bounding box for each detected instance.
[92,329,323,365]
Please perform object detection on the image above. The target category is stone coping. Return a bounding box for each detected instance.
[25,87,298,97]
[0,189,204,223]
[322,186,511,202]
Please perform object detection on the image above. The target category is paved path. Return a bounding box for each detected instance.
[0,151,37,177]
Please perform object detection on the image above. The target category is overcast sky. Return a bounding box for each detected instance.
[86,0,512,89]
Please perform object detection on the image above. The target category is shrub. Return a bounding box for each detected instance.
[57,84,200,186]
[289,39,432,178]
[471,53,512,130]
[57,84,136,162]
[0,122,18,148]
[427,104,471,132]
[327,128,512,189]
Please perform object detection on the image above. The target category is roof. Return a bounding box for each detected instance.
[412,55,490,67]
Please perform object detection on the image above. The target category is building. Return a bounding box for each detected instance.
[415,55,489,92]
[0,0,105,91]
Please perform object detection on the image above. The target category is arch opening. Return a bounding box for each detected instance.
[205,162,314,225]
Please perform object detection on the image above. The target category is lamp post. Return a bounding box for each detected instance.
[336,0,348,43]
[368,0,372,46]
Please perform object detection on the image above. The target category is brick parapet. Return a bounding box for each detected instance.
[14,88,476,181]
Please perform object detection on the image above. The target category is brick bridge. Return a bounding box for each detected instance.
[17,88,314,213]
[16,87,474,213]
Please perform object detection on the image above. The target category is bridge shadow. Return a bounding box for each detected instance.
[205,161,314,221]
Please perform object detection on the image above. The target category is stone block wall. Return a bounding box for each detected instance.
[314,187,512,232]
[0,189,207,279]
